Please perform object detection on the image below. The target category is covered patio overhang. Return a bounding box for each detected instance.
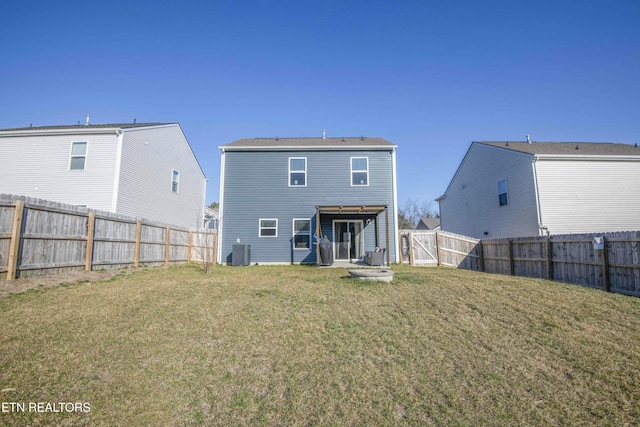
[315,205,390,266]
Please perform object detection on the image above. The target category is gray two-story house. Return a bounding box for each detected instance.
[218,137,399,265]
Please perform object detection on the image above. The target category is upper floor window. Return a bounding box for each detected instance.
[497,179,508,206]
[289,157,307,186]
[172,170,180,193]
[351,157,368,186]
[69,142,87,170]
[259,218,278,237]
[293,219,311,249]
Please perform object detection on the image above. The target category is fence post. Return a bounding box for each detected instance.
[188,231,193,263]
[85,212,95,272]
[478,240,485,272]
[408,232,414,266]
[134,220,142,268]
[508,240,515,276]
[165,226,171,266]
[545,237,553,280]
[435,231,442,267]
[601,237,610,292]
[7,200,25,281]
[212,230,218,265]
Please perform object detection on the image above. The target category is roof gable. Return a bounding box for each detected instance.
[418,217,440,230]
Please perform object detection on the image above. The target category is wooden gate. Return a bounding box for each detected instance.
[399,231,438,266]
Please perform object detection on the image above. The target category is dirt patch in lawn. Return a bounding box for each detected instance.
[0,268,146,297]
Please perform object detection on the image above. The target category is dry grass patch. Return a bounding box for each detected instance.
[1,264,639,425]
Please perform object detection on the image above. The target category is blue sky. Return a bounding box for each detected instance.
[2,0,639,209]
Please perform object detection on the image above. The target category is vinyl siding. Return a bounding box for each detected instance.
[535,159,640,234]
[439,143,539,239]
[116,125,206,229]
[0,133,118,210]
[221,149,396,264]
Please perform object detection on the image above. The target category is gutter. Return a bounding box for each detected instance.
[535,154,640,161]
[0,128,122,137]
[111,129,124,212]
[217,148,226,264]
[391,148,399,263]
[531,158,545,236]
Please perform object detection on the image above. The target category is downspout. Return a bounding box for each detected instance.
[217,148,226,264]
[201,178,207,229]
[531,157,545,236]
[111,129,124,212]
[391,148,399,263]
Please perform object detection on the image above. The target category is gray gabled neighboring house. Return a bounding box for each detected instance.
[437,141,640,239]
[416,217,440,231]
[218,137,399,265]
[0,122,207,229]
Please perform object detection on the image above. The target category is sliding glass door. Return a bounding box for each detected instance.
[333,220,363,261]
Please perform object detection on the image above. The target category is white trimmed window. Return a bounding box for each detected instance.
[172,170,180,193]
[289,157,307,186]
[69,142,87,170]
[293,219,311,249]
[351,157,368,186]
[497,179,508,206]
[259,219,278,237]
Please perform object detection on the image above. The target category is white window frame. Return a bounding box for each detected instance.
[172,169,180,193]
[293,218,311,250]
[289,157,307,187]
[350,157,369,186]
[259,218,278,237]
[69,141,88,170]
[497,179,508,206]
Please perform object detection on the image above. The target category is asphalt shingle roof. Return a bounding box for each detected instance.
[222,137,395,148]
[0,123,168,132]
[478,141,640,156]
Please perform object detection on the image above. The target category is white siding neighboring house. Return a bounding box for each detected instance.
[0,122,207,229]
[437,141,640,239]
[204,207,219,230]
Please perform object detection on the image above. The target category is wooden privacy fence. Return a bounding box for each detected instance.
[399,230,640,297]
[0,195,217,280]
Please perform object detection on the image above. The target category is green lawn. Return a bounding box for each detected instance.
[1,264,640,426]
